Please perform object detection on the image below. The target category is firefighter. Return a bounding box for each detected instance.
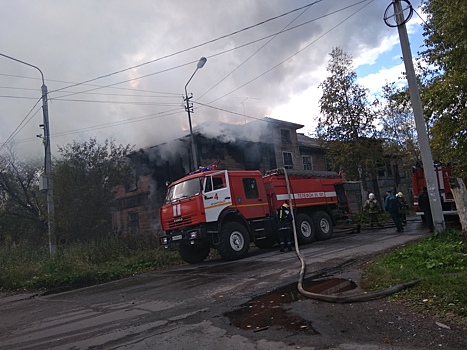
[363,193,382,227]
[396,192,408,225]
[385,189,404,232]
[277,202,293,252]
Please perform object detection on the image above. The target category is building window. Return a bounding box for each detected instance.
[281,129,291,144]
[128,212,139,235]
[302,156,313,170]
[283,152,293,169]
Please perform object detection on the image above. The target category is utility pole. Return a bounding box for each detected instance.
[184,57,207,172]
[0,53,56,254]
[385,0,445,232]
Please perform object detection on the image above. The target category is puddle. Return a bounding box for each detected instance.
[225,277,357,333]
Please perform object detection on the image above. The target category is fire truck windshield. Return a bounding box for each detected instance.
[165,177,201,203]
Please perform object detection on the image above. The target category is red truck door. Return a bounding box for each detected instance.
[230,175,269,219]
[202,170,232,222]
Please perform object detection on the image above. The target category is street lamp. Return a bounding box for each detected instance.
[184,57,207,171]
[0,53,56,255]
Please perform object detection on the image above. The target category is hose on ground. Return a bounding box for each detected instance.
[281,167,420,303]
[296,249,420,303]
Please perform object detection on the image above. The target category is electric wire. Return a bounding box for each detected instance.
[0,73,181,98]
[50,0,368,101]
[13,108,183,144]
[204,0,374,106]
[2,0,372,147]
[0,98,42,152]
[48,1,325,95]
[1,0,367,104]
[196,1,316,101]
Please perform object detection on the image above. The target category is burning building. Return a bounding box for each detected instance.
[112,118,328,236]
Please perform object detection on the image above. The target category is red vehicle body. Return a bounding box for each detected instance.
[412,163,459,216]
[159,167,351,263]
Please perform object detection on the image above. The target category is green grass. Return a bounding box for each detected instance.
[0,235,183,292]
[362,229,467,328]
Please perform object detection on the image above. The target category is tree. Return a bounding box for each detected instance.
[419,0,467,240]
[378,82,420,169]
[317,47,382,183]
[419,0,467,168]
[53,138,133,243]
[0,150,47,246]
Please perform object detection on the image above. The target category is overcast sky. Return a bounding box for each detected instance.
[0,0,426,159]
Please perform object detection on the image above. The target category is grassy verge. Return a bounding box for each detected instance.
[0,235,183,292]
[362,229,467,328]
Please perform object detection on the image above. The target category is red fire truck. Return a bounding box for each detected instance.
[159,166,352,263]
[412,163,459,216]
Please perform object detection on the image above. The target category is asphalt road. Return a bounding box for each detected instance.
[0,219,461,350]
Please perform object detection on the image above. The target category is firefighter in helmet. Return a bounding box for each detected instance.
[276,202,293,252]
[396,191,408,225]
[363,193,382,227]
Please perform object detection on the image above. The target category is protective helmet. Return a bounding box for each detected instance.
[282,203,289,208]
[369,193,375,199]
[397,192,403,197]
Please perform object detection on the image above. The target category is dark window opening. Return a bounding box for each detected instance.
[281,129,291,144]
[283,152,293,169]
[243,178,259,198]
[128,212,139,235]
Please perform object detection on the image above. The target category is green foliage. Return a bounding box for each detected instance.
[378,82,420,169]
[363,230,467,325]
[0,235,183,291]
[317,47,383,181]
[419,0,467,171]
[53,138,133,243]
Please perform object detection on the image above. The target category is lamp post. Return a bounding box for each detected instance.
[184,57,207,171]
[0,53,56,255]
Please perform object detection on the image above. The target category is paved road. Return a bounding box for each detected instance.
[0,219,444,349]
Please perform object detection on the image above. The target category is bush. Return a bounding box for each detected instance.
[0,235,183,291]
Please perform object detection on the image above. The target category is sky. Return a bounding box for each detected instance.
[0,0,427,160]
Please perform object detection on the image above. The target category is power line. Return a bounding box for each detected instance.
[205,0,373,105]
[48,1,325,94]
[0,98,42,152]
[197,0,315,101]
[2,0,373,148]
[50,0,368,104]
[13,107,184,144]
[49,98,181,106]
[0,73,181,97]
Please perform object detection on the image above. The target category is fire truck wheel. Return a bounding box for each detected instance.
[178,242,210,264]
[218,222,250,261]
[312,211,333,240]
[295,213,316,245]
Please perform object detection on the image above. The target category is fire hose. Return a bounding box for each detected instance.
[282,168,420,303]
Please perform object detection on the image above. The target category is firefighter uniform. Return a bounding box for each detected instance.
[277,203,293,252]
[363,193,382,227]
